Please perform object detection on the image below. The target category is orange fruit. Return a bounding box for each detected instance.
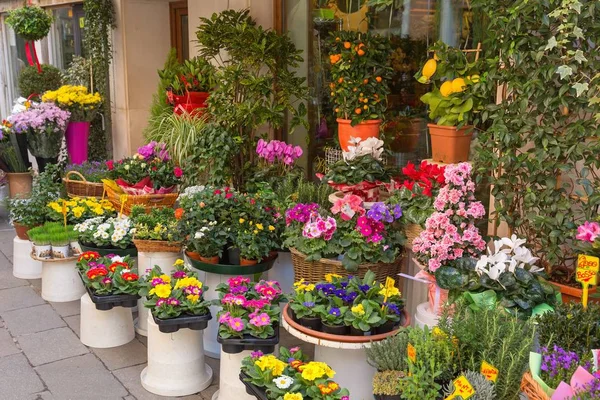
[375,76,382,82]
[357,49,365,56]
[355,108,362,114]
[329,83,335,89]
[335,37,340,42]
[363,79,369,84]
[353,88,358,92]
[330,91,335,96]
[330,54,341,64]
[344,41,351,49]
[335,108,339,113]
[363,105,368,110]
[363,99,369,103]
[338,77,344,83]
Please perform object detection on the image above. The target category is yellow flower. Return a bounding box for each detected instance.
[299,361,335,381]
[379,284,400,298]
[187,294,199,303]
[284,394,303,400]
[72,206,85,218]
[351,304,365,316]
[149,284,171,298]
[175,277,202,290]
[268,225,275,231]
[174,259,184,266]
[254,355,287,376]
[239,218,245,224]
[305,284,315,292]
[93,207,104,215]
[253,230,258,234]
[325,273,342,283]
[159,274,171,284]
[256,223,264,230]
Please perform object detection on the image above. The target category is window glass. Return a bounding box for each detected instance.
[51,7,76,70]
[1,20,27,111]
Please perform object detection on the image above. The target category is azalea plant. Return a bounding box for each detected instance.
[47,197,116,225]
[76,252,139,295]
[241,347,350,400]
[42,85,102,122]
[215,276,285,339]
[139,261,211,319]
[74,216,136,249]
[575,220,600,257]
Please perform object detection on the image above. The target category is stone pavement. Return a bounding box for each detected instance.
[0,228,310,400]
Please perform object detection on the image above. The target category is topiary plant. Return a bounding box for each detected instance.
[373,370,404,396]
[443,371,496,400]
[18,64,63,98]
[5,4,53,41]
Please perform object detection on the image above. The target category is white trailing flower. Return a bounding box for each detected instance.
[342,137,384,162]
[273,375,294,390]
[475,235,544,283]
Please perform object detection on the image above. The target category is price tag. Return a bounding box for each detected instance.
[481,360,499,382]
[407,343,416,363]
[445,375,475,400]
[576,254,599,308]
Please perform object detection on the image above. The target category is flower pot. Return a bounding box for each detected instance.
[153,312,212,334]
[6,172,32,198]
[550,280,598,304]
[374,320,396,335]
[51,245,70,259]
[79,243,138,257]
[35,244,52,259]
[80,292,135,348]
[70,240,82,255]
[227,247,241,265]
[185,250,202,261]
[39,258,85,302]
[13,222,32,240]
[13,237,41,279]
[321,323,349,335]
[199,255,219,264]
[240,258,258,266]
[350,326,372,336]
[65,121,91,165]
[298,315,322,331]
[428,124,473,164]
[217,325,280,355]
[171,91,210,106]
[80,275,140,311]
[34,157,58,173]
[239,372,268,400]
[337,118,381,151]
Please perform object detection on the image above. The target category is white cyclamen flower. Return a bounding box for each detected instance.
[273,375,293,390]
[194,231,205,239]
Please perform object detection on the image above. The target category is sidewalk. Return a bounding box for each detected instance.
[0,228,309,400]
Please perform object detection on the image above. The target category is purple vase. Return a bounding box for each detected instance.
[65,121,91,164]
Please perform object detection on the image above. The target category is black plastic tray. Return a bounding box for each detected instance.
[80,243,138,257]
[239,372,268,400]
[85,284,139,311]
[153,312,212,333]
[217,324,280,354]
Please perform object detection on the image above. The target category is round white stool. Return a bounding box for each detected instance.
[141,313,213,396]
[414,301,440,328]
[80,293,135,348]
[13,237,42,279]
[39,258,85,302]
[212,350,255,400]
[135,252,180,336]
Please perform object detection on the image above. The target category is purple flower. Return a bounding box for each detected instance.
[315,283,336,295]
[172,270,187,279]
[156,298,166,307]
[302,301,315,308]
[105,253,116,259]
[251,350,263,359]
[167,298,180,306]
[342,291,358,303]
[328,307,341,316]
[367,202,394,223]
[290,346,300,353]
[359,284,370,293]
[384,303,401,315]
[8,102,70,134]
[137,141,156,160]
[392,204,403,219]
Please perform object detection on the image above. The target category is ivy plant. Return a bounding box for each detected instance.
[473,0,600,282]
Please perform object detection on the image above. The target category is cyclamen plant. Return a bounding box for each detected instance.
[76,252,139,295]
[413,162,486,273]
[256,139,303,166]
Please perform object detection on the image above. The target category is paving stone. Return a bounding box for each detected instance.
[2,304,66,336]
[0,353,44,399]
[113,364,168,400]
[0,231,14,258]
[123,396,137,400]
[36,353,128,400]
[0,267,27,289]
[136,333,147,347]
[49,300,80,317]
[64,314,80,337]
[0,326,21,358]
[27,391,55,400]
[93,338,147,371]
[18,326,88,366]
[199,384,218,400]
[0,251,10,270]
[29,279,42,296]
[0,286,45,312]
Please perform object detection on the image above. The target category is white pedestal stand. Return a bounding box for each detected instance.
[80,293,135,348]
[211,350,255,400]
[36,256,85,302]
[267,251,294,294]
[141,313,213,397]
[135,252,180,336]
[414,302,440,328]
[13,237,41,279]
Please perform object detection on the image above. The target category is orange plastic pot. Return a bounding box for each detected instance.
[337,118,381,151]
[240,258,258,266]
[551,280,598,304]
[185,251,202,261]
[14,222,32,241]
[199,255,219,264]
[428,124,473,164]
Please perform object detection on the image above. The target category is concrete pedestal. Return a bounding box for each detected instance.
[80,293,135,348]
[141,313,213,396]
[40,258,85,302]
[13,237,42,279]
[414,301,440,328]
[211,350,255,400]
[135,252,180,336]
[266,251,294,294]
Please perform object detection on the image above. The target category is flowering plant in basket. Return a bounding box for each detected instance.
[74,216,136,249]
[241,346,350,400]
[65,161,110,183]
[139,260,211,319]
[215,277,285,339]
[76,252,139,295]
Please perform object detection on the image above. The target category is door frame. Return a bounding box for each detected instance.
[169,0,188,62]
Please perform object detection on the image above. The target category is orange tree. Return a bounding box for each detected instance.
[327,31,393,126]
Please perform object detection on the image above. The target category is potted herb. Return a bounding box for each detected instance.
[415,41,482,163]
[372,370,404,400]
[74,216,137,256]
[328,31,393,151]
[18,64,62,99]
[130,206,183,253]
[443,371,496,399]
[28,227,51,259]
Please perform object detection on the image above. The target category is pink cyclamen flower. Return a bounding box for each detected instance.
[576,221,600,243]
[228,317,245,332]
[249,313,271,327]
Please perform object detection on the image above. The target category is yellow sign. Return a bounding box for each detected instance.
[407,343,416,363]
[119,195,128,217]
[79,17,85,29]
[445,375,475,400]
[62,200,67,227]
[481,361,499,382]
[577,254,599,308]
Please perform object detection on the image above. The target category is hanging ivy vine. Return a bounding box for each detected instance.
[83,0,116,159]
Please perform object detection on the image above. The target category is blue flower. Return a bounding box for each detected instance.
[329,307,341,316]
[342,291,358,303]
[384,302,401,315]
[316,283,336,295]
[392,204,402,219]
[333,289,347,298]
[302,301,315,308]
[359,284,370,293]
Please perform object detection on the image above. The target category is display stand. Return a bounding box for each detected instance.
[13,237,42,279]
[32,254,85,302]
[141,313,213,397]
[414,301,440,328]
[211,350,255,400]
[135,252,180,336]
[80,292,135,348]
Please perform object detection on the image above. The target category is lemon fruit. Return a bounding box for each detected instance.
[440,81,454,97]
[470,74,480,83]
[451,78,467,93]
[422,59,437,78]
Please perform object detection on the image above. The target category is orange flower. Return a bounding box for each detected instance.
[318,384,333,395]
[328,382,340,391]
[290,360,304,371]
[174,208,184,220]
[329,54,341,64]
[343,41,351,49]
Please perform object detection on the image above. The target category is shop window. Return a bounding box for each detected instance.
[50,4,85,70]
[170,1,189,62]
[0,18,27,115]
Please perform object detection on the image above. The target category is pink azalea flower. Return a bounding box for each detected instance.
[576,221,600,243]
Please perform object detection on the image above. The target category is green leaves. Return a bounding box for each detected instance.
[556,65,573,80]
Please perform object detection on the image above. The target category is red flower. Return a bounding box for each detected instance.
[87,267,108,280]
[224,187,231,193]
[250,198,256,205]
[174,166,183,178]
[109,261,129,273]
[152,166,157,171]
[225,193,233,199]
[214,189,222,195]
[174,208,184,220]
[122,272,139,282]
[106,160,114,170]
[78,251,100,262]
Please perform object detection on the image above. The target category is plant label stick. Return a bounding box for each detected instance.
[119,195,127,218]
[481,360,499,382]
[576,254,599,308]
[445,375,475,400]
[62,200,67,227]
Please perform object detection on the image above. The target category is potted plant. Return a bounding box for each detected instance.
[415,41,482,163]
[0,121,32,198]
[42,85,102,165]
[250,139,304,192]
[130,206,183,253]
[49,228,72,259]
[74,215,137,256]
[372,370,404,400]
[28,227,51,259]
[18,64,62,99]
[47,197,116,225]
[289,287,321,331]
[328,30,393,151]
[164,57,215,115]
[7,102,70,172]
[187,221,228,264]
[384,110,425,154]
[139,264,212,333]
[62,161,110,198]
[234,221,276,266]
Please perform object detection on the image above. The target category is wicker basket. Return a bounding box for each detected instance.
[405,223,424,251]
[104,183,178,215]
[63,171,105,198]
[290,248,404,284]
[133,239,182,253]
[520,373,550,400]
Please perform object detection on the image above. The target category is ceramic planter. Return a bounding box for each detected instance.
[80,292,135,348]
[141,313,213,396]
[322,323,349,335]
[51,245,70,259]
[428,124,473,164]
[39,258,85,302]
[240,258,258,266]
[153,312,211,334]
[13,237,41,279]
[551,280,597,304]
[217,325,279,355]
[6,172,32,198]
[35,244,52,259]
[65,121,91,165]
[213,350,256,400]
[70,240,82,255]
[337,118,381,151]
[13,222,32,240]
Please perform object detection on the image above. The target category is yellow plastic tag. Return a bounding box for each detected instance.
[481,360,499,382]
[576,255,599,286]
[119,195,127,217]
[407,343,416,363]
[445,375,475,400]
[62,200,67,227]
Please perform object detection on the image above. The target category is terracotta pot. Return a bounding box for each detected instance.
[550,280,598,304]
[14,222,32,240]
[428,124,473,163]
[198,255,219,264]
[240,258,258,266]
[185,251,202,261]
[337,118,381,151]
[6,172,32,198]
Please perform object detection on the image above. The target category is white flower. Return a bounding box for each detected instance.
[343,137,385,162]
[194,231,205,239]
[111,256,124,263]
[476,236,543,282]
[273,375,293,389]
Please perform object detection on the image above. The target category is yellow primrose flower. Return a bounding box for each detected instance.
[187,294,199,303]
[268,225,275,231]
[175,277,202,290]
[72,206,85,218]
[254,355,286,376]
[379,284,400,298]
[256,223,264,230]
[351,304,365,316]
[325,273,342,283]
[305,284,315,292]
[149,284,171,299]
[174,259,184,266]
[284,394,303,400]
[158,274,171,284]
[299,361,335,381]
